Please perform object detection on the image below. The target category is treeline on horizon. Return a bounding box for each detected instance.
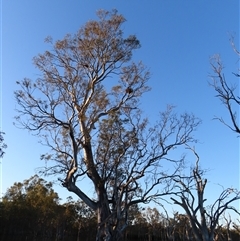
[1,175,239,241]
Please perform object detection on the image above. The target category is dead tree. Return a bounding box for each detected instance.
[210,38,240,135]
[171,146,240,241]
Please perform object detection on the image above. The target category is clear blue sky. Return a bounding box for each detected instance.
[1,0,239,215]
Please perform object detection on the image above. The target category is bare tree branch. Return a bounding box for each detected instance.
[209,38,240,135]
[0,131,7,158]
[171,146,240,241]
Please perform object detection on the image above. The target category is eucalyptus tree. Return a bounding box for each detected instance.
[171,146,240,241]
[15,10,200,241]
[2,175,60,240]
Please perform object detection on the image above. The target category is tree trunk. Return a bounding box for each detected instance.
[96,184,114,241]
[202,232,214,241]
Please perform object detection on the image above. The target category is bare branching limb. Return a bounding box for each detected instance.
[0,131,7,158]
[171,146,240,241]
[209,37,240,135]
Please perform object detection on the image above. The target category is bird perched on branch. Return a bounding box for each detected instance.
[82,64,89,68]
[126,87,133,94]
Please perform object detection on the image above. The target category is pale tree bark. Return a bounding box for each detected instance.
[171,146,240,241]
[15,10,200,241]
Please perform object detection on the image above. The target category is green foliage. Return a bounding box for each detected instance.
[1,178,240,241]
[1,176,76,241]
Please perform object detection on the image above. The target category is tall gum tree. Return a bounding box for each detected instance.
[15,10,200,241]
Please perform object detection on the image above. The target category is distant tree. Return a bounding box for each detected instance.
[210,37,240,135]
[223,214,234,241]
[2,175,61,240]
[161,210,178,241]
[14,9,200,241]
[0,131,7,158]
[142,207,163,240]
[171,146,240,241]
[233,219,240,236]
[63,197,97,241]
[173,213,193,241]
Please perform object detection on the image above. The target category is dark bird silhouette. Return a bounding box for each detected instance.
[126,87,133,94]
[82,64,89,68]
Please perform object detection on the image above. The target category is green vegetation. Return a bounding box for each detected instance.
[1,175,96,241]
[1,175,240,241]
